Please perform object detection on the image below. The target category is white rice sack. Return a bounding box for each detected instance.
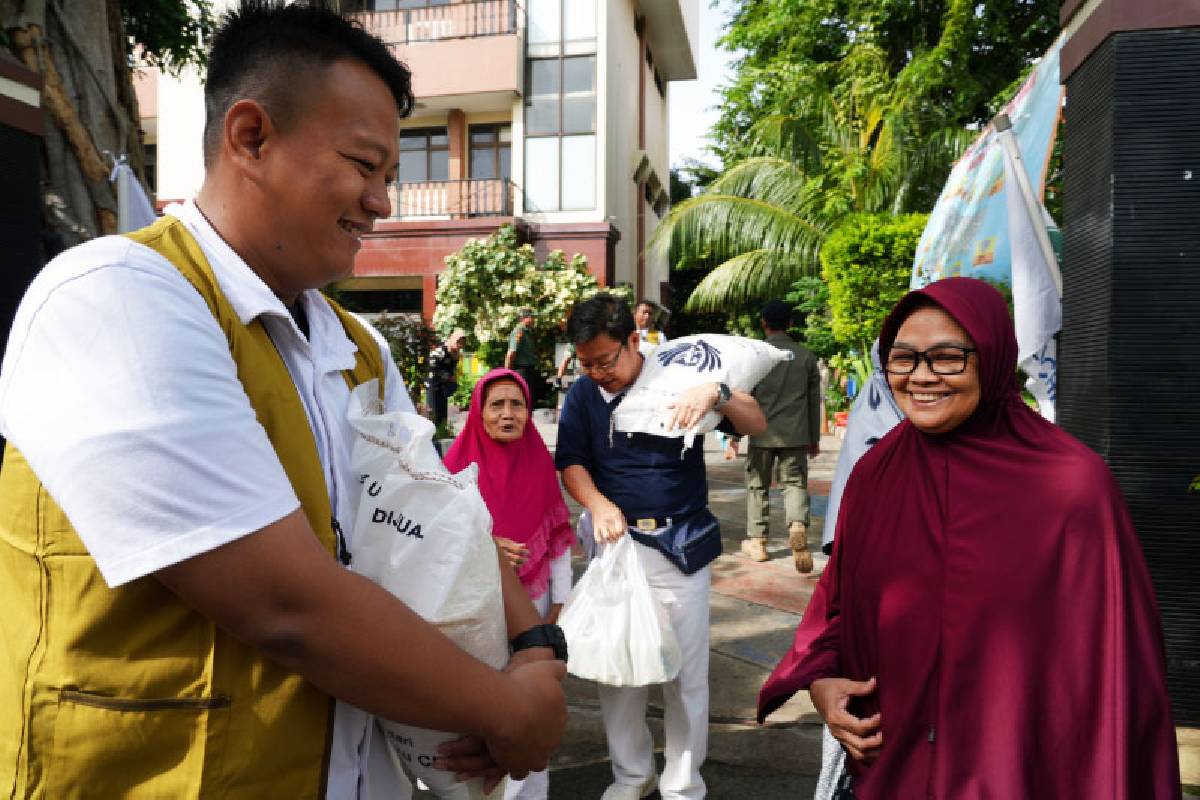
[612,334,793,448]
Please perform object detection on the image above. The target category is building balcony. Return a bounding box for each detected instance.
[350,0,518,44]
[388,178,515,219]
[351,0,522,111]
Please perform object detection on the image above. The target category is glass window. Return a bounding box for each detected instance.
[523,2,596,210]
[396,127,448,183]
[525,60,561,135]
[560,135,595,210]
[430,149,449,181]
[525,138,559,212]
[527,0,561,54]
[562,56,596,133]
[470,124,512,180]
[563,0,597,54]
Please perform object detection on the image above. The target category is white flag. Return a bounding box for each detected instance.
[110,160,157,233]
[1000,133,1061,422]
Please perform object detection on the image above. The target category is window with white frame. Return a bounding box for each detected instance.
[524,0,597,212]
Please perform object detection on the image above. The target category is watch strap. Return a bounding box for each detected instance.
[510,623,568,662]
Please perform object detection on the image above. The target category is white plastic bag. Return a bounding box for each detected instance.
[347,380,507,800]
[559,535,682,687]
[612,334,793,449]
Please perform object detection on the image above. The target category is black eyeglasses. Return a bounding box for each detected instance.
[578,343,625,374]
[885,346,977,375]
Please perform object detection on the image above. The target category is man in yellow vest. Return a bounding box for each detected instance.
[0,3,565,798]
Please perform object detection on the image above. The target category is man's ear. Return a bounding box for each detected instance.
[222,99,274,177]
[627,330,640,350]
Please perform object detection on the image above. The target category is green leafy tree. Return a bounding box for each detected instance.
[652,101,965,311]
[2,0,214,246]
[432,225,629,396]
[820,212,927,351]
[713,0,1059,165]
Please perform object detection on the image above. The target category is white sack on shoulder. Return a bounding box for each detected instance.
[612,334,793,449]
[347,380,507,800]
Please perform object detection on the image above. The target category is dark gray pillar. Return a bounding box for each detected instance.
[1060,24,1200,725]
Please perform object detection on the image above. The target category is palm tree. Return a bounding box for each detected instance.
[652,87,970,312]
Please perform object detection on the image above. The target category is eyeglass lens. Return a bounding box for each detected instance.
[886,347,971,375]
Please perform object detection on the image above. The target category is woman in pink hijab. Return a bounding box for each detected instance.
[443,369,575,800]
[759,278,1180,798]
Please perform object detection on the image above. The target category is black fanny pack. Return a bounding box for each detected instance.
[629,507,722,574]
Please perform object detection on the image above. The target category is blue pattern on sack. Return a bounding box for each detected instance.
[656,340,722,372]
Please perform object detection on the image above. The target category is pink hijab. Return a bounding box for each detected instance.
[758,278,1178,797]
[443,369,573,600]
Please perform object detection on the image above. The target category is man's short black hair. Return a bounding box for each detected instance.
[203,0,414,166]
[761,299,793,330]
[568,293,635,345]
[635,299,656,310]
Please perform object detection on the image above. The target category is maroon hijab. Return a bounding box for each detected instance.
[444,369,573,600]
[759,278,1179,797]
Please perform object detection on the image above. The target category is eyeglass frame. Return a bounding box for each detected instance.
[577,342,626,375]
[884,345,977,376]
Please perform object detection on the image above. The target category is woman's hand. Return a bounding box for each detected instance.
[495,537,530,569]
[810,676,883,763]
[589,498,628,543]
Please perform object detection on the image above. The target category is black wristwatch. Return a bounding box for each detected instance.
[714,382,732,408]
[510,623,568,662]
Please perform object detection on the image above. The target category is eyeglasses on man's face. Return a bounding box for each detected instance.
[578,342,625,374]
[885,345,976,375]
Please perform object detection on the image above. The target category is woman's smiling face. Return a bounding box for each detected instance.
[887,305,981,435]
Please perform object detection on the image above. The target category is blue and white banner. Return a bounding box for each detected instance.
[911,37,1063,289]
[911,36,1064,421]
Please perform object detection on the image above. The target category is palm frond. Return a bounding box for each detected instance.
[683,249,817,312]
[649,192,828,268]
[707,157,819,212]
[747,115,823,175]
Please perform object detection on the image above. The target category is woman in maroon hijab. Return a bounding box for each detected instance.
[758,278,1180,798]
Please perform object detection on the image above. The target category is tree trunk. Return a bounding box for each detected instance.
[3,0,146,249]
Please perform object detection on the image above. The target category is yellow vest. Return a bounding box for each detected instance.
[0,216,386,798]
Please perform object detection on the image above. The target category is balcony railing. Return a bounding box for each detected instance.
[353,0,518,46]
[390,178,515,219]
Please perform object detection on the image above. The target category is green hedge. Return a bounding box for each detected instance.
[820,212,928,350]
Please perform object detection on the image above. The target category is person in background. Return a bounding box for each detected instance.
[506,308,541,407]
[426,328,466,429]
[633,299,669,355]
[556,293,766,800]
[444,368,575,800]
[729,300,821,571]
[0,3,566,797]
[761,277,1179,798]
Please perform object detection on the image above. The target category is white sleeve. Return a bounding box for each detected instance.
[0,239,300,587]
[549,548,573,605]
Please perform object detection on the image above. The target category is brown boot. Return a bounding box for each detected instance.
[740,537,768,562]
[789,521,813,573]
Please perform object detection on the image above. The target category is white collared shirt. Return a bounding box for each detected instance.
[0,200,413,799]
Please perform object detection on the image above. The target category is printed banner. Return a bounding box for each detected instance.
[911,36,1064,289]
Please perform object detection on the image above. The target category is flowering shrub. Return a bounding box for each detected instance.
[433,225,630,398]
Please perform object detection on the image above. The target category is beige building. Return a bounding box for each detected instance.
[137,0,697,319]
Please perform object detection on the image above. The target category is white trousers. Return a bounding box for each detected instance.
[504,590,554,800]
[597,541,711,800]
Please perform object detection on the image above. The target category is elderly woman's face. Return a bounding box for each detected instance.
[887,305,981,435]
[482,379,528,443]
